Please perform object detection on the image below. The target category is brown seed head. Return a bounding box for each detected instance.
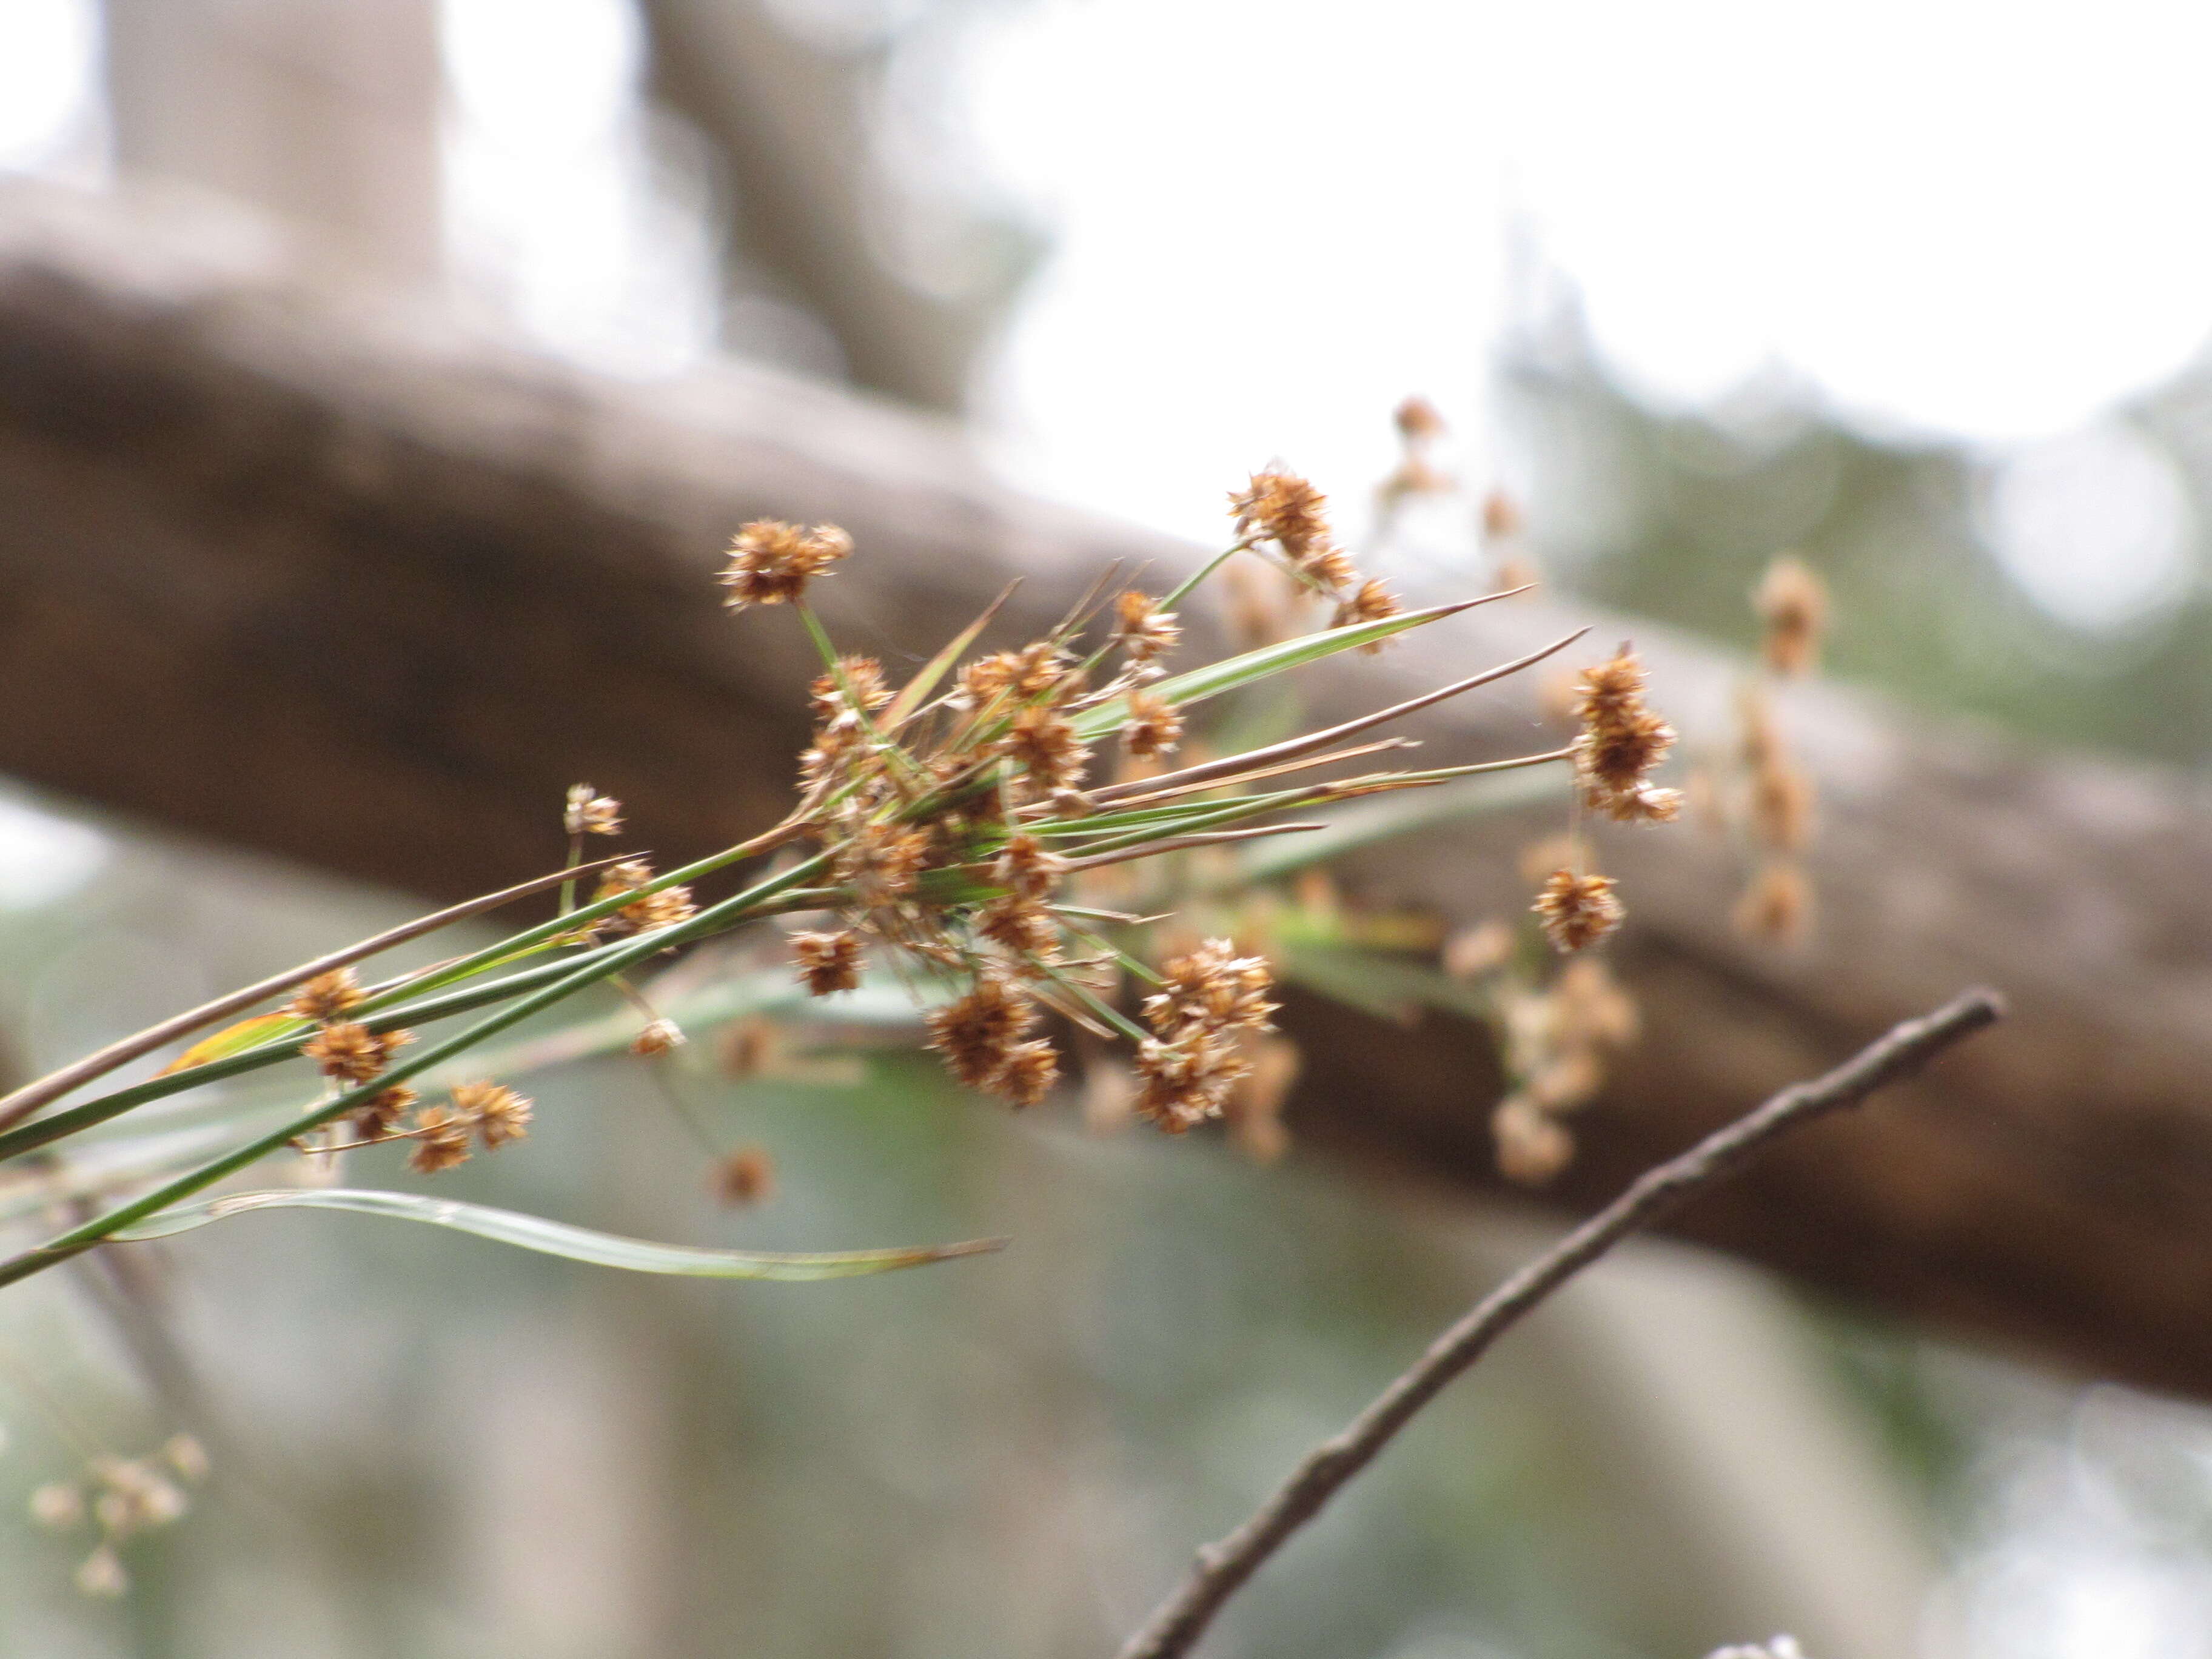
[993,833,1066,902]
[809,656,893,720]
[631,1018,685,1057]
[563,783,623,837]
[1121,688,1184,759]
[452,1080,533,1148]
[792,929,865,995]
[1754,554,1828,677]
[833,817,930,907]
[994,1039,1061,1109]
[286,968,363,1024]
[979,896,1061,959]
[1004,705,1091,792]
[1734,859,1813,945]
[1330,577,1403,649]
[1749,761,1816,851]
[302,1021,412,1085]
[1482,488,1524,541]
[1144,937,1276,1037]
[1229,469,1333,561]
[1394,395,1447,441]
[1111,589,1182,663]
[1533,868,1623,953]
[925,976,1039,1091]
[1133,1030,1250,1133]
[712,1145,776,1205]
[719,520,853,609]
[1492,1092,1574,1185]
[406,1104,474,1173]
[350,1084,418,1139]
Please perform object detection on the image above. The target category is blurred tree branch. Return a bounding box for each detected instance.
[1,181,2210,1395]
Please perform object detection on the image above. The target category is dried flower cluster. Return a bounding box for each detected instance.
[1133,938,1278,1132]
[1489,959,1640,1184]
[1228,469,1403,644]
[719,519,853,609]
[31,1434,207,1598]
[563,783,623,839]
[585,858,699,939]
[1570,647,1681,826]
[1693,551,1831,944]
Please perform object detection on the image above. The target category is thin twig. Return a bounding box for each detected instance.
[1061,823,1326,871]
[1087,625,1589,805]
[0,853,638,1131]
[1113,987,2006,1659]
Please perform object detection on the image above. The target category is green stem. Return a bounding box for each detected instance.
[0,853,832,1290]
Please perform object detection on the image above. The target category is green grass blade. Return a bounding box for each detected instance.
[1070,597,1480,740]
[112,1188,1005,1280]
[1232,768,1567,883]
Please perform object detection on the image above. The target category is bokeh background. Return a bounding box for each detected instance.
[2,2,2212,1655]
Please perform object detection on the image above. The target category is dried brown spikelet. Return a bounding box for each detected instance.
[1533,868,1623,953]
[925,976,1039,1091]
[1144,937,1277,1036]
[302,1021,412,1084]
[995,1039,1061,1109]
[717,1015,780,1078]
[1222,1031,1301,1164]
[1444,919,1513,980]
[712,1145,776,1205]
[589,860,697,936]
[1482,489,1524,541]
[287,968,363,1024]
[719,519,853,609]
[1550,958,1639,1050]
[1230,469,1333,561]
[834,819,930,906]
[979,897,1060,959]
[1395,395,1447,440]
[406,1104,473,1173]
[563,784,623,837]
[1528,1048,1604,1111]
[631,1017,685,1056]
[1330,578,1403,649]
[1111,589,1182,662]
[1121,688,1184,759]
[792,929,864,995]
[1133,1030,1250,1133]
[351,1084,418,1139]
[1749,762,1816,852]
[452,1080,532,1148]
[1004,704,1091,791]
[993,833,1066,902]
[1734,859,1813,945]
[809,655,893,720]
[1755,554,1828,677]
[1492,1093,1574,1185]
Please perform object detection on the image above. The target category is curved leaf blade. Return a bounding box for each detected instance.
[113,1188,1005,1280]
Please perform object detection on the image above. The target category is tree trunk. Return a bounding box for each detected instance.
[2,178,2208,1396]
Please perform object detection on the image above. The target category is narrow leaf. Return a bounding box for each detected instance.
[113,1188,1006,1280]
[885,581,1019,725]
[157,1013,301,1076]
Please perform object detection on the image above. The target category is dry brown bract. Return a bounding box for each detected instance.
[1755,554,1828,677]
[1133,939,1278,1133]
[563,784,623,838]
[719,519,853,610]
[301,1021,412,1085]
[1330,578,1403,648]
[1121,688,1184,759]
[1111,589,1181,663]
[1571,647,1681,824]
[1533,869,1623,953]
[406,1104,472,1174]
[589,860,699,937]
[1229,470,1357,593]
[454,1080,533,1148]
[926,975,1050,1102]
[793,928,865,995]
[286,968,363,1024]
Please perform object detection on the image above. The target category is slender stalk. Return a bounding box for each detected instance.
[1088,627,1589,806]
[0,854,636,1132]
[0,852,834,1289]
[1114,988,2006,1659]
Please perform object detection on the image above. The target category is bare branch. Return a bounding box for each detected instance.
[1114,987,2006,1659]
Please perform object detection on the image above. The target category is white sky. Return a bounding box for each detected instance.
[956,0,2212,617]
